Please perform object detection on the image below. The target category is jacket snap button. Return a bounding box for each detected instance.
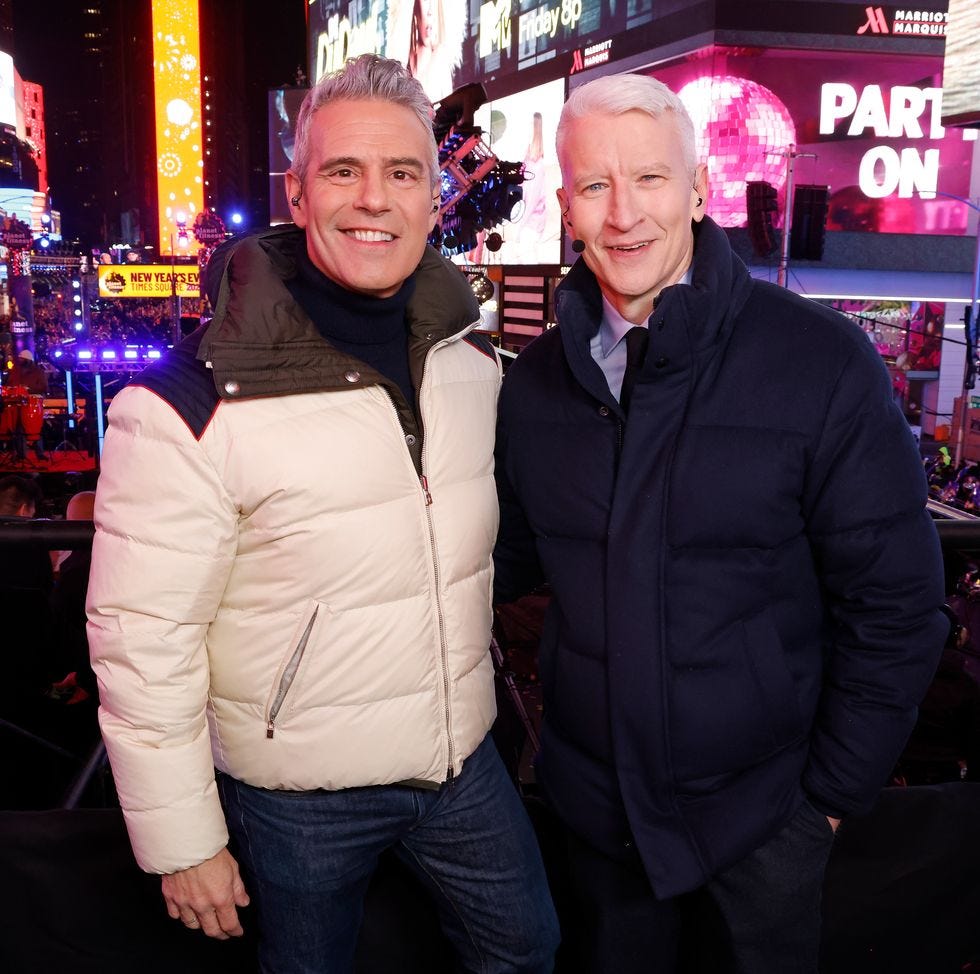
[405,433,417,446]
[654,356,668,369]
[223,381,240,395]
[598,405,610,417]
[344,370,360,383]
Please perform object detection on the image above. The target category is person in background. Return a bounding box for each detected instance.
[8,348,49,396]
[0,475,53,711]
[6,349,49,460]
[48,490,98,704]
[493,72,947,973]
[87,54,557,974]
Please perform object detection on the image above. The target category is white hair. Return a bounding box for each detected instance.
[557,73,698,176]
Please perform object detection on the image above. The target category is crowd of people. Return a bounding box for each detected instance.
[10,295,207,363]
[926,450,980,513]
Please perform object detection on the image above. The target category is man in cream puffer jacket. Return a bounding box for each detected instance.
[87,55,557,974]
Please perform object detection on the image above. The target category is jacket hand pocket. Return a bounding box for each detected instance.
[265,601,324,739]
[670,607,805,783]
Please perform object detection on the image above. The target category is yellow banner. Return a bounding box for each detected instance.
[98,265,200,298]
[153,0,204,257]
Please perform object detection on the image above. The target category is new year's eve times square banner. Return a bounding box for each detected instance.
[98,265,200,299]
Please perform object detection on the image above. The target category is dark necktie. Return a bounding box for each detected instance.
[619,326,649,415]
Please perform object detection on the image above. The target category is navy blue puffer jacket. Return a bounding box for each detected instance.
[494,217,947,897]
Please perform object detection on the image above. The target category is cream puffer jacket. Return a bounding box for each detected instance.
[87,230,501,874]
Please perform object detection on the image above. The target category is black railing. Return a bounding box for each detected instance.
[4,512,980,553]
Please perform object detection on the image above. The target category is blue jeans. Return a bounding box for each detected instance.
[218,734,559,974]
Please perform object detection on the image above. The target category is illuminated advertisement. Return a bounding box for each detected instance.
[942,0,980,126]
[309,0,466,104]
[465,2,953,89]
[823,299,945,371]
[0,189,42,230]
[0,52,15,129]
[307,1,617,101]
[268,87,309,226]
[468,77,565,265]
[98,264,200,299]
[152,0,204,257]
[820,299,946,419]
[472,0,621,82]
[645,46,976,235]
[714,2,948,39]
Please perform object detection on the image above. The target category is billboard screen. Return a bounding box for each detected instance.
[0,52,15,129]
[819,298,946,428]
[467,77,565,265]
[268,87,308,226]
[644,45,977,236]
[307,0,616,102]
[308,2,953,102]
[307,0,466,104]
[942,0,980,127]
[822,298,946,373]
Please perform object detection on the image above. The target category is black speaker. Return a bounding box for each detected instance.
[745,181,779,258]
[790,184,829,261]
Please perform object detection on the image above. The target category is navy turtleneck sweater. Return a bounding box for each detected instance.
[285,248,417,414]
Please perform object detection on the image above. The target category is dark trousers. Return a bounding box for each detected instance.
[560,800,836,974]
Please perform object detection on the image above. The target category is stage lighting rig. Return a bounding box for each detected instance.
[431,84,526,257]
[439,132,499,213]
[432,83,489,144]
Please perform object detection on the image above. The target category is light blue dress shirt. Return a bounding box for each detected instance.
[588,268,693,402]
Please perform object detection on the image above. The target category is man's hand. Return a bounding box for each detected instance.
[827,816,841,833]
[162,847,250,939]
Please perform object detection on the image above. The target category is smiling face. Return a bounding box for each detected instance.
[556,109,707,323]
[285,98,439,299]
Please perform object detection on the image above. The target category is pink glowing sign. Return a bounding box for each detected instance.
[649,46,977,236]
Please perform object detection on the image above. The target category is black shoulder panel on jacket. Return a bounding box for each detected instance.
[463,332,498,363]
[129,327,220,441]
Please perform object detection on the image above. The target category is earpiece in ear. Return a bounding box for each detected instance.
[571,239,586,254]
[290,196,301,207]
[696,196,703,207]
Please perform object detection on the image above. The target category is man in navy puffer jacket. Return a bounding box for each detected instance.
[493,72,947,974]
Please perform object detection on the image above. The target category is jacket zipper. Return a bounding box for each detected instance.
[266,606,319,739]
[417,342,456,785]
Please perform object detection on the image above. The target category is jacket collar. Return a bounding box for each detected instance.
[196,225,481,399]
[553,217,753,394]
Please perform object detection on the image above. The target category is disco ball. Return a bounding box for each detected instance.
[677,76,796,228]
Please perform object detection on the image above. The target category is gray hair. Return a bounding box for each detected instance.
[291,54,439,188]
[556,73,698,177]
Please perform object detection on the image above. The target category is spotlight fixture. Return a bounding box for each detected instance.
[429,123,525,256]
[468,274,494,304]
